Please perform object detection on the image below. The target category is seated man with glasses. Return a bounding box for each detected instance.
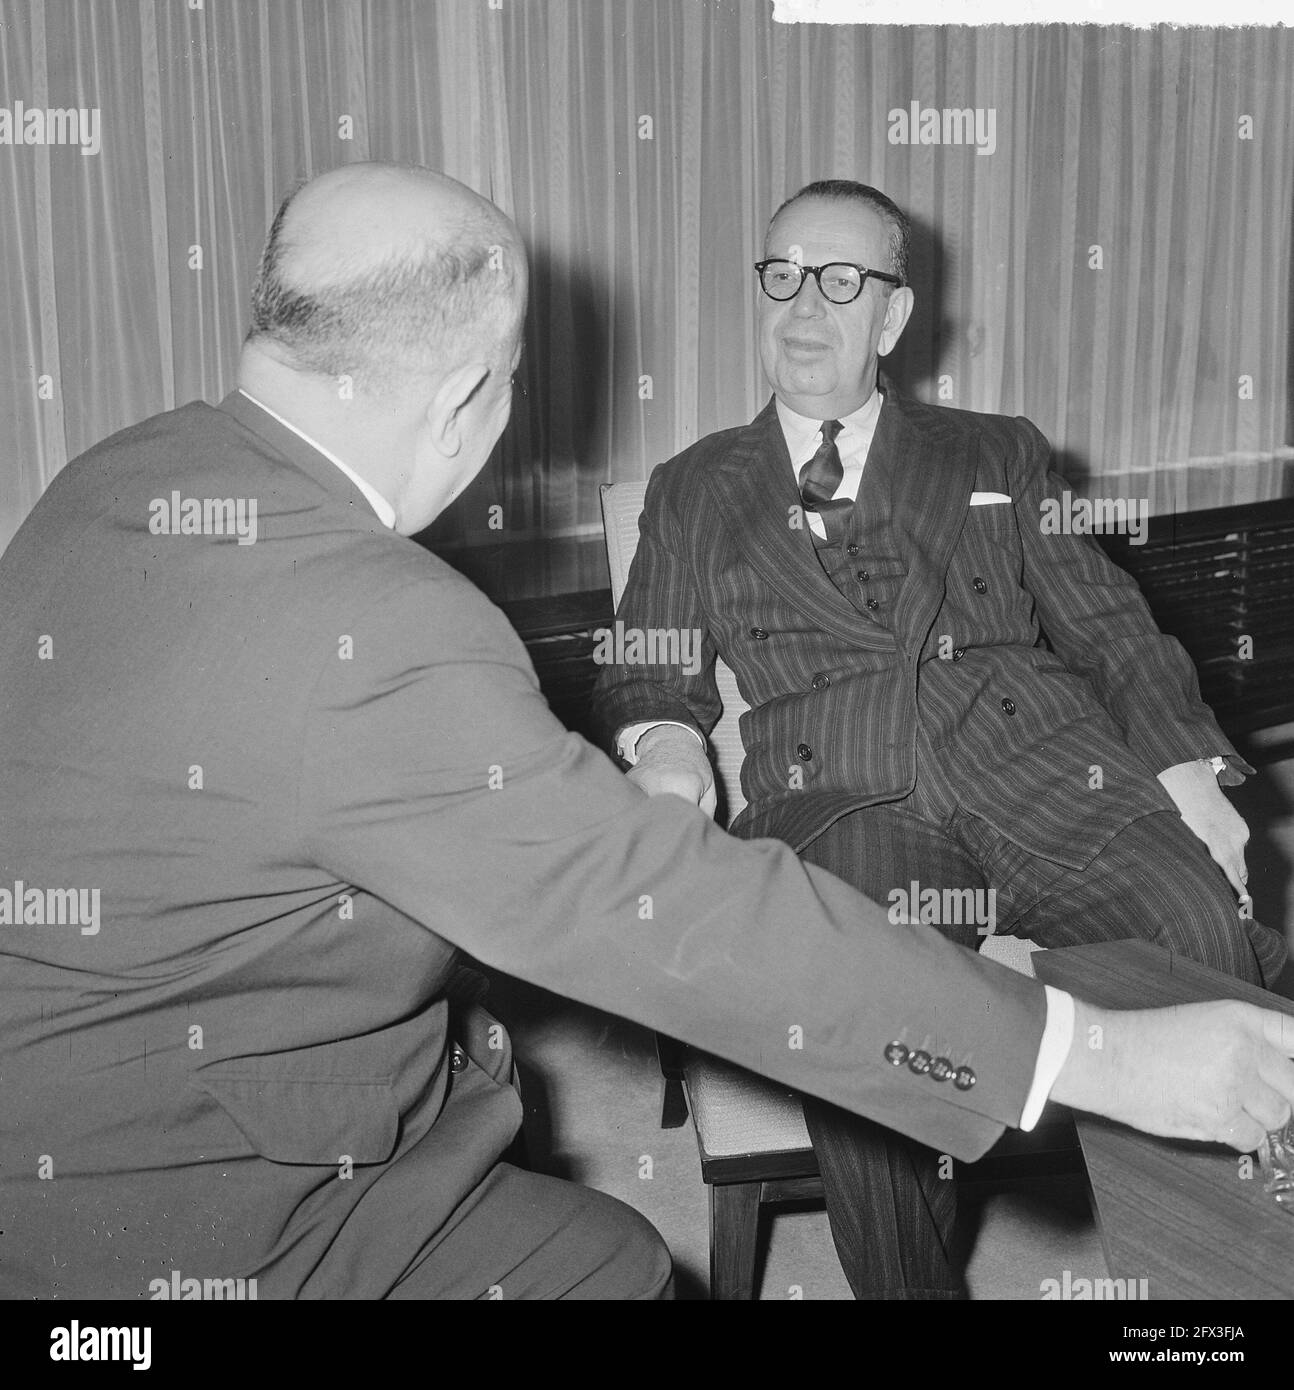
[593,178,1291,1300]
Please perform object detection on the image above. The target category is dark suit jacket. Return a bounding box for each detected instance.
[593,383,1246,866]
[0,391,1047,1298]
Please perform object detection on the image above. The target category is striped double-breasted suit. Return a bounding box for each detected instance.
[595,382,1249,866]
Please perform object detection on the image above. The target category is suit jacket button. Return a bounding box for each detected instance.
[951,648,966,662]
[796,742,813,761]
[907,1049,932,1075]
[883,1041,909,1067]
[972,577,987,593]
[811,673,830,691]
[1001,697,1016,715]
[953,1065,977,1091]
[847,544,860,556]
[866,598,879,611]
[450,1044,469,1074]
[929,1056,955,1082]
[749,626,769,640]
[856,569,870,581]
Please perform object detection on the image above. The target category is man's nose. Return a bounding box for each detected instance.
[790,279,828,316]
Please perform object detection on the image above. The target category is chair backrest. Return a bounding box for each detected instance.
[600,481,752,825]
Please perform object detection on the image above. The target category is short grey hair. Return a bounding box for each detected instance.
[770,179,910,286]
[246,184,523,393]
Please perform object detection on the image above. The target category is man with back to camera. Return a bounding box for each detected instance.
[2,162,1292,1299]
[593,179,1292,1298]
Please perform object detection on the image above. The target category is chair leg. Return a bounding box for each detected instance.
[708,1180,762,1300]
[660,1076,688,1129]
[655,1033,689,1129]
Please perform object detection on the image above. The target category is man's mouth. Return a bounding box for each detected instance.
[781,336,832,359]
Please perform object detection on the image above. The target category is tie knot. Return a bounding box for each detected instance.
[820,419,843,445]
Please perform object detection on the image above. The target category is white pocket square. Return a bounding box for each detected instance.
[969,491,1012,506]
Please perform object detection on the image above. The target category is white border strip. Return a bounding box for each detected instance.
[772,0,1294,27]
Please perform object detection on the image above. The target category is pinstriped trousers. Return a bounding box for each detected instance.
[795,726,1286,1299]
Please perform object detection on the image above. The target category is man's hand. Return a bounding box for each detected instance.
[1158,759,1250,903]
[1052,998,1294,1152]
[625,725,717,818]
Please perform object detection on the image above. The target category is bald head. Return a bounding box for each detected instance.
[247,163,525,395]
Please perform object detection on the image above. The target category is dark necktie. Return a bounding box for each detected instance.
[798,419,852,545]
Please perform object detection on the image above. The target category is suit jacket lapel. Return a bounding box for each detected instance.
[701,399,894,649]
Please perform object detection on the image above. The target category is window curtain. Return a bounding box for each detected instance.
[2,1,1291,596]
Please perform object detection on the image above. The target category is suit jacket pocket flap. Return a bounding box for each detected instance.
[196,1075,400,1165]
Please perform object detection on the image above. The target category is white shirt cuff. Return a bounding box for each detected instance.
[615,720,706,764]
[1018,985,1075,1131]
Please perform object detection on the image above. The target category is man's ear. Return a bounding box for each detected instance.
[427,362,491,457]
[878,287,915,358]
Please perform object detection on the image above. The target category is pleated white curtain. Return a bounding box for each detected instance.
[2,1,1291,593]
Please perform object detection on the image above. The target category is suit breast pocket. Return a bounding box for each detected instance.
[951,504,1026,595]
[962,500,1020,547]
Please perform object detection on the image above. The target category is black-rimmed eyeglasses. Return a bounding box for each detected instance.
[754,259,902,304]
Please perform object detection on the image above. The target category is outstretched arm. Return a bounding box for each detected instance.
[302,572,1294,1158]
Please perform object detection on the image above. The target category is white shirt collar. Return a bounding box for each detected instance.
[775,388,883,460]
[236,389,396,530]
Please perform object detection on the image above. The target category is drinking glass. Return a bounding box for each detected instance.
[1258,1119,1294,1210]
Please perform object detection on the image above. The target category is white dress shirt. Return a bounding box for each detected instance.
[777,389,883,538]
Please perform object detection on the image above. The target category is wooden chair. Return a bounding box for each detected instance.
[599,481,1075,1298]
